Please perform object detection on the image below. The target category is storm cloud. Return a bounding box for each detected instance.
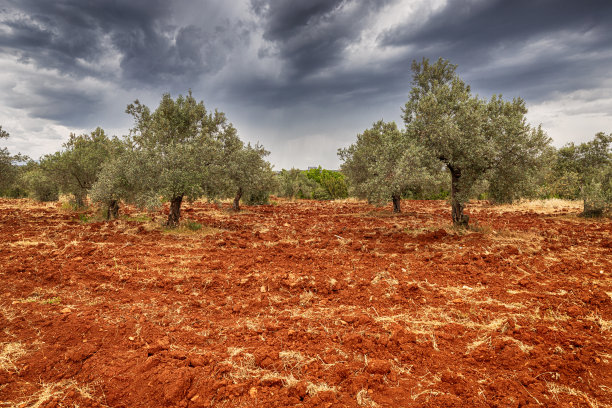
[0,0,610,169]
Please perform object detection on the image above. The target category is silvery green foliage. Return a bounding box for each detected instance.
[89,148,140,207]
[485,123,552,203]
[338,120,437,206]
[122,91,224,210]
[231,143,276,205]
[552,132,612,198]
[403,58,551,221]
[208,132,275,206]
[40,127,122,205]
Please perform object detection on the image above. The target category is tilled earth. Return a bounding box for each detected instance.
[0,198,610,408]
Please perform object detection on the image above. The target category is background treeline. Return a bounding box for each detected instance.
[274,167,348,200]
[1,59,610,225]
[0,92,275,226]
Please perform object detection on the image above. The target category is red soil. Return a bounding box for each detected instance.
[0,198,610,407]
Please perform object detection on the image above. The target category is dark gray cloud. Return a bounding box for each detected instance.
[16,86,102,125]
[381,0,612,48]
[251,0,392,78]
[0,0,610,167]
[0,0,239,86]
[379,0,612,101]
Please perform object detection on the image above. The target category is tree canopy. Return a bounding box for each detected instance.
[219,142,276,211]
[303,166,348,200]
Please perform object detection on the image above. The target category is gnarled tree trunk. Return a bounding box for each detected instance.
[449,165,469,227]
[166,195,183,227]
[392,194,401,213]
[233,187,243,212]
[105,199,119,220]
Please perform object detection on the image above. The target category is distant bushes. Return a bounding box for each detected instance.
[275,169,318,199]
[21,164,59,202]
[304,167,348,200]
[275,167,348,200]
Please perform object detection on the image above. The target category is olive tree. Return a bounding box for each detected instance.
[196,120,275,211]
[225,143,275,211]
[122,92,220,226]
[404,58,550,225]
[89,147,141,219]
[553,132,612,216]
[41,128,121,206]
[339,120,437,212]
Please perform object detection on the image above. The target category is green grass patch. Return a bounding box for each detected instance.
[183,219,202,231]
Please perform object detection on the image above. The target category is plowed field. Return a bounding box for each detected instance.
[1,198,611,408]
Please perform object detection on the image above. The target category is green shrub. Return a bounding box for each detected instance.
[303,166,348,199]
[184,219,202,231]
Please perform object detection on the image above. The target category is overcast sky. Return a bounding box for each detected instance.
[1,0,611,169]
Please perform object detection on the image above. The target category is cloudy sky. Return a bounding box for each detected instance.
[0,0,610,169]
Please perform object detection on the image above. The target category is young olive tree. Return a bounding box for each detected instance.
[226,143,275,211]
[403,58,550,225]
[40,128,121,207]
[199,121,275,211]
[89,146,141,220]
[339,120,436,212]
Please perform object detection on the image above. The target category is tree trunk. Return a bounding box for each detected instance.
[166,195,183,227]
[105,199,119,220]
[233,187,243,212]
[392,194,401,213]
[449,165,469,227]
[74,193,86,208]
